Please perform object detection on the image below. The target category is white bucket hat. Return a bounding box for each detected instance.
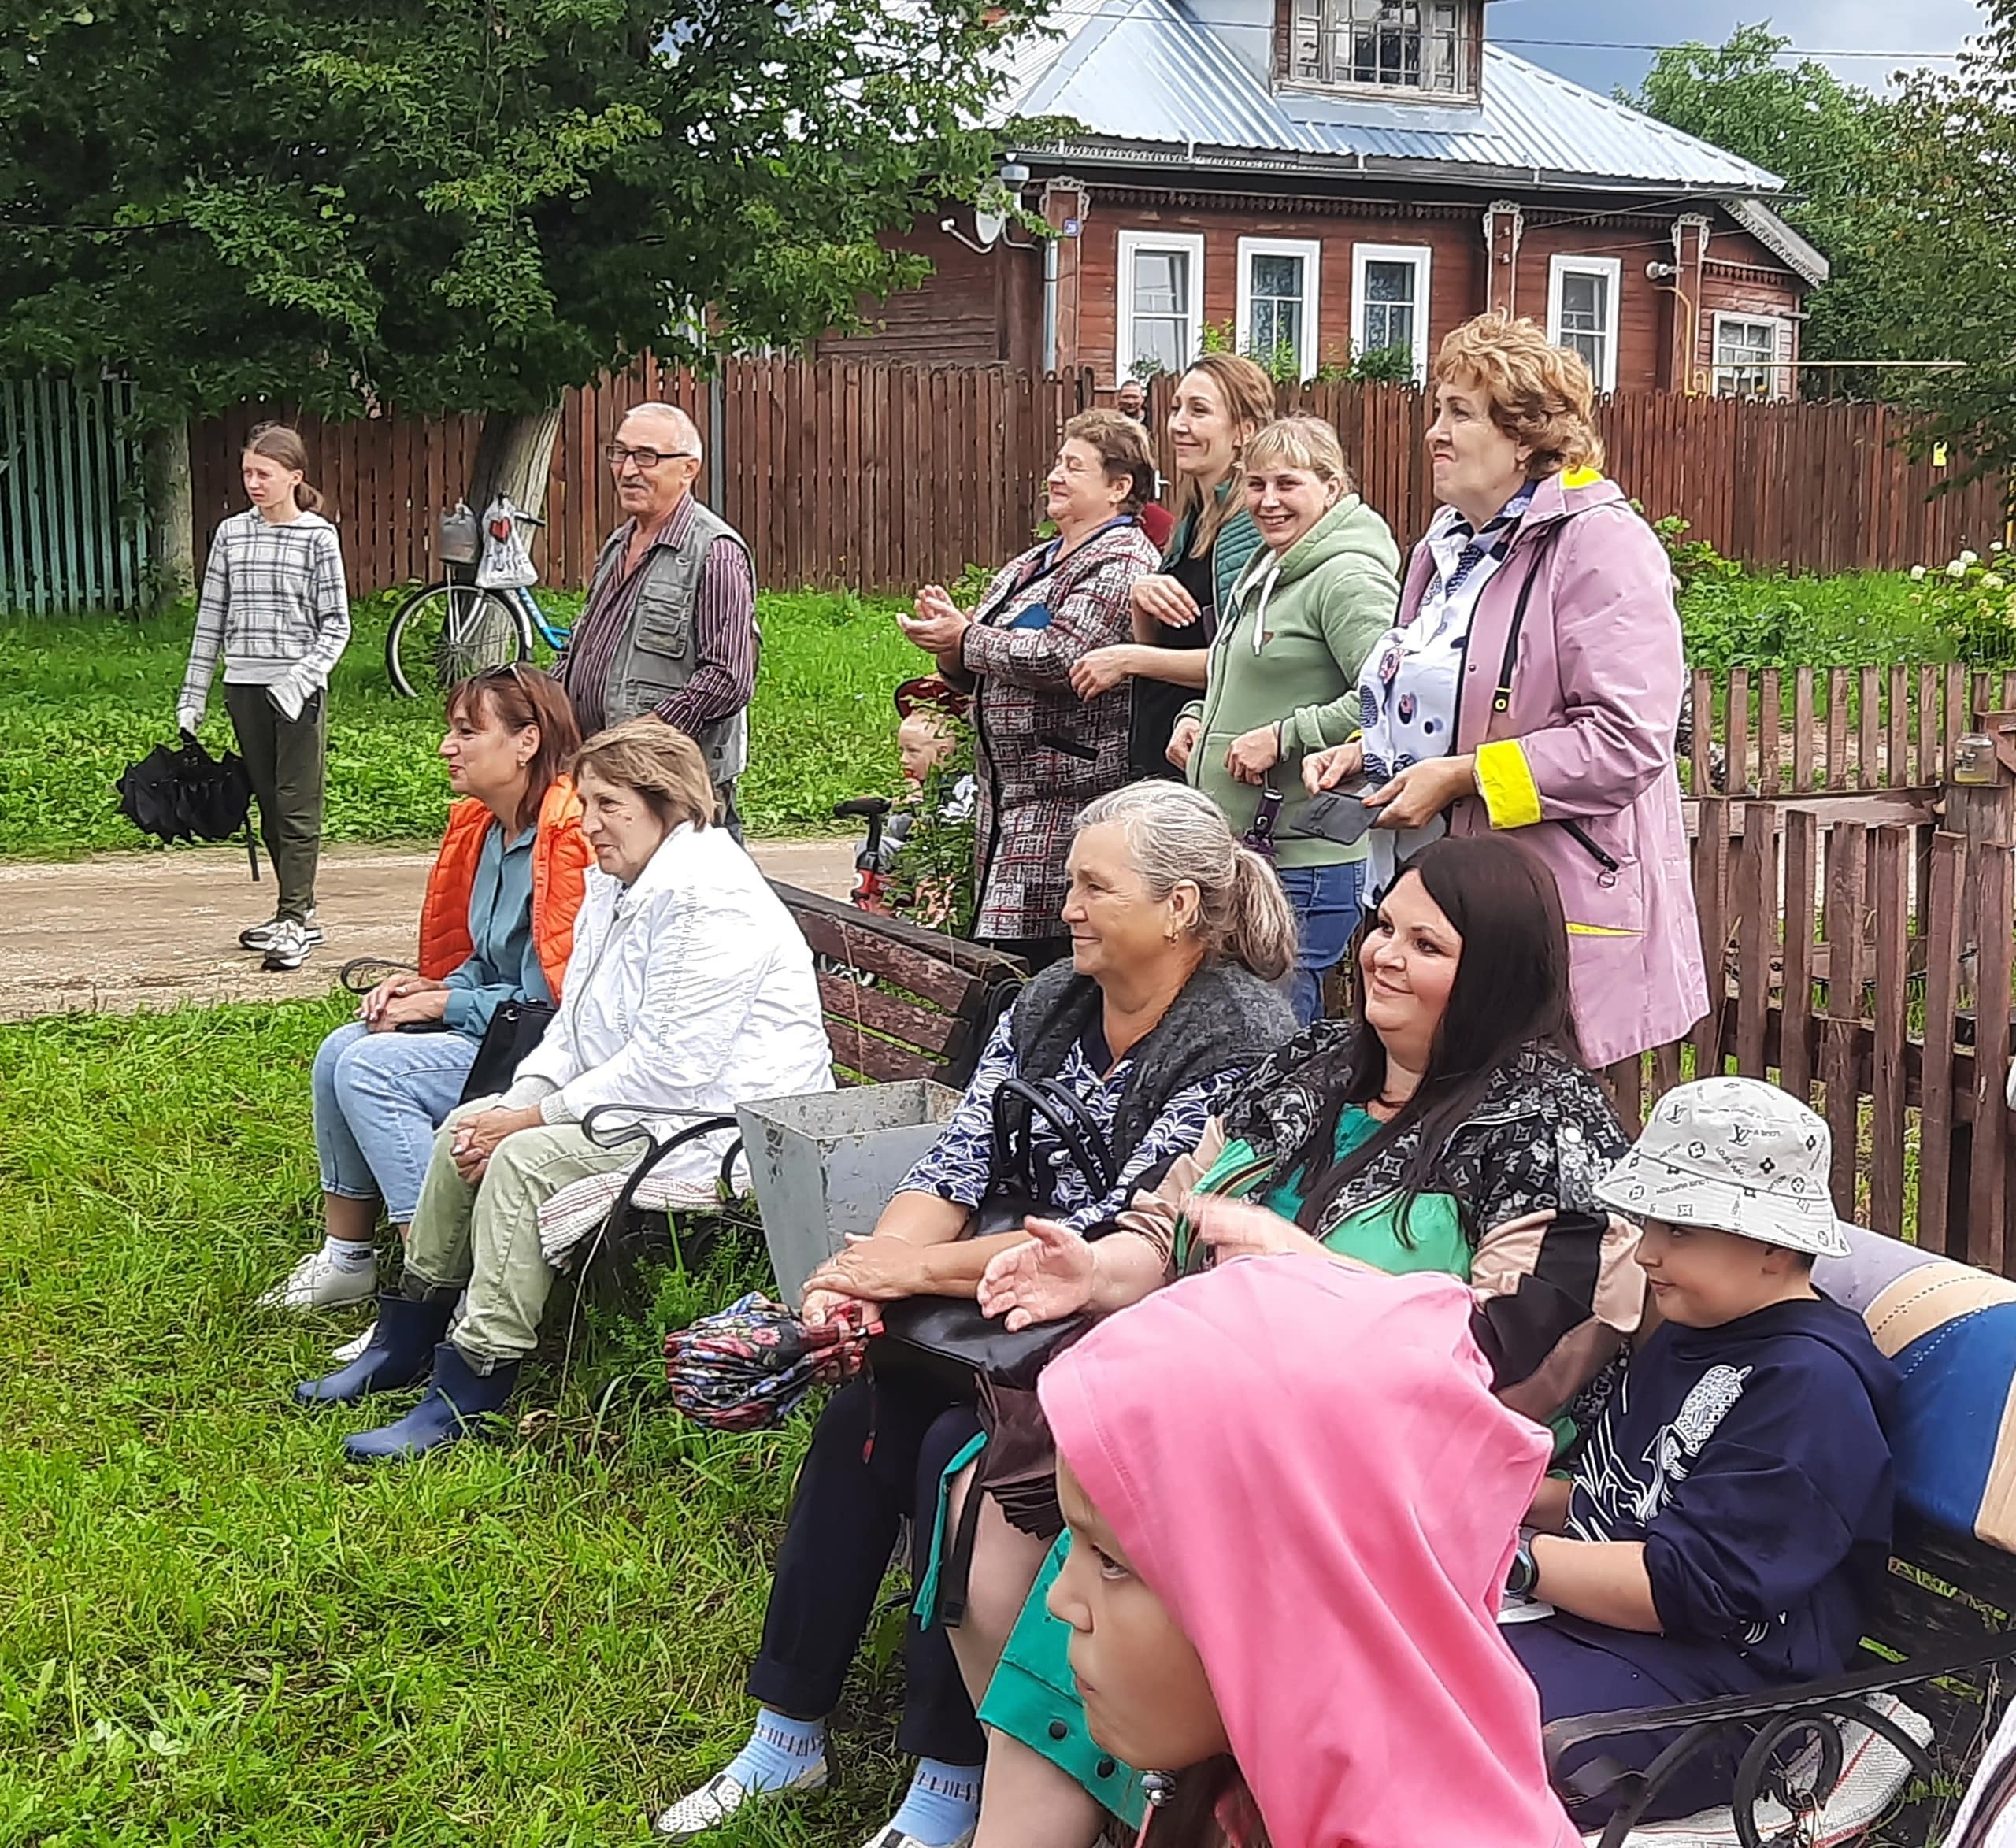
[1594,1076,1853,1258]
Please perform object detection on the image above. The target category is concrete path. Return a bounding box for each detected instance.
[0,838,857,1021]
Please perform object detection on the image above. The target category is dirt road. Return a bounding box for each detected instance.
[0,838,857,1022]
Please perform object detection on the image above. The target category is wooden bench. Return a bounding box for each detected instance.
[777,880,1028,1088]
[1549,1514,2016,1846]
[577,887,1025,1295]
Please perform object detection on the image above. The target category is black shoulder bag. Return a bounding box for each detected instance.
[868,1076,1117,1398]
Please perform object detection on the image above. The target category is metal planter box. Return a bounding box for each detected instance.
[736,1080,963,1304]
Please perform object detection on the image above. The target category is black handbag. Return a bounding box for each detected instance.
[458,998,556,1103]
[869,1076,1117,1398]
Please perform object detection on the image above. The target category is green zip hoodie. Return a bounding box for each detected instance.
[1182,493,1401,868]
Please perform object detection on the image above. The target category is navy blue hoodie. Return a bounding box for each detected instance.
[1551,1293,1898,1696]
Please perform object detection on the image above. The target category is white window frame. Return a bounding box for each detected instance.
[1546,254,1623,394]
[1235,236,1323,381]
[1710,313,1792,402]
[1115,230,1206,383]
[1350,243,1432,385]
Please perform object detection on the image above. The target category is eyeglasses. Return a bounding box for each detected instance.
[604,443,696,470]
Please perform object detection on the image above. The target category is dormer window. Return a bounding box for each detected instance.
[1284,0,1478,99]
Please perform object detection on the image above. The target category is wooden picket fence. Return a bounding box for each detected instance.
[185,357,2010,601]
[1619,665,2016,1270]
[0,376,149,612]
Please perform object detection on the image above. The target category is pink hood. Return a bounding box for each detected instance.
[1040,1257,1572,1848]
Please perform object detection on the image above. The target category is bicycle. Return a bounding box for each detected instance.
[384,505,574,698]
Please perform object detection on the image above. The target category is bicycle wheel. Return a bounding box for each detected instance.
[384,583,528,698]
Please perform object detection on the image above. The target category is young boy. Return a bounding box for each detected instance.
[1505,1076,1898,1824]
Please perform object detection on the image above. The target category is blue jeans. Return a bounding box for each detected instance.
[312,1020,479,1225]
[1277,860,1366,1026]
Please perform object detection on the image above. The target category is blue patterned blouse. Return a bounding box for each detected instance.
[899,1011,1242,1235]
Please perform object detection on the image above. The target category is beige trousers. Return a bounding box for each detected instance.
[403,1094,634,1366]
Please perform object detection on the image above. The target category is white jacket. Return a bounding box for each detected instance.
[502,821,833,1124]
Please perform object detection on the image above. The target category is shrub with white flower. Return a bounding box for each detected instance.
[1910,549,2016,664]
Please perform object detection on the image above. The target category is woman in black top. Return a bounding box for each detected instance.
[1068,355,1276,779]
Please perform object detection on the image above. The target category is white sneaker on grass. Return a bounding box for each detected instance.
[256,1249,376,1311]
[651,1754,831,1841]
[261,918,317,972]
[240,911,322,952]
[858,1829,976,1848]
[330,1321,376,1362]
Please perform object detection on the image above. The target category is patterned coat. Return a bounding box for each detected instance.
[958,520,1161,941]
[1117,1027,1648,1422]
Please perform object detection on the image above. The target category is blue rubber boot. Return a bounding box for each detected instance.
[342,1343,520,1464]
[294,1292,451,1406]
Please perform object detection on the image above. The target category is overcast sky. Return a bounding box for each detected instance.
[1494,0,1987,97]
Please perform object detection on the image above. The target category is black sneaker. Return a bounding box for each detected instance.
[261,918,316,971]
[241,911,323,952]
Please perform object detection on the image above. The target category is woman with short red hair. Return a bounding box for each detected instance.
[1306,311,1707,1067]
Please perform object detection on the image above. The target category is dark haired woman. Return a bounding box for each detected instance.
[899,409,1162,968]
[176,421,352,972]
[957,833,1644,1848]
[257,667,592,1313]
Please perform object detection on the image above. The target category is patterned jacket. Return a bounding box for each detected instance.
[1117,1027,1647,1421]
[955,519,1160,940]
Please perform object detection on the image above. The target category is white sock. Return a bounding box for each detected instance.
[323,1235,376,1273]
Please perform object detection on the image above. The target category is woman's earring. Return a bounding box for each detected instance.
[1142,1772,1178,1809]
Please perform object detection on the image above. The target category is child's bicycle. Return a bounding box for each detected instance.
[384,505,573,697]
[834,794,895,913]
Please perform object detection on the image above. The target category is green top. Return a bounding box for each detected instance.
[1185,1109,1472,1282]
[1180,493,1402,869]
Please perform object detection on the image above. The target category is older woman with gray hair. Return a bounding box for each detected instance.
[651,777,1297,1848]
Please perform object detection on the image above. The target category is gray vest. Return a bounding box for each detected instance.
[590,498,758,784]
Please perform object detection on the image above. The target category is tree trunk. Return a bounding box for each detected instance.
[143,419,195,610]
[466,406,565,523]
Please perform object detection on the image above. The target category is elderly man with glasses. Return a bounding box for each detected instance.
[554,402,758,838]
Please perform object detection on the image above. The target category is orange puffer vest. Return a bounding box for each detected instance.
[417,778,593,998]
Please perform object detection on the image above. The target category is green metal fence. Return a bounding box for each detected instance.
[0,376,148,613]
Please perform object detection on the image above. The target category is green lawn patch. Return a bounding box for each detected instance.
[0,588,916,861]
[0,999,913,1844]
[1679,569,1958,671]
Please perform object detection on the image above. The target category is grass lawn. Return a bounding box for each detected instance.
[0,589,916,861]
[0,1001,914,1846]
[1677,568,1962,671]
[0,565,1961,861]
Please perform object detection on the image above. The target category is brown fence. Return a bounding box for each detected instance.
[1626,668,2016,1269]
[191,360,2008,598]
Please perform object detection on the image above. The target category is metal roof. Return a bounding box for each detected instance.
[991,0,1786,195]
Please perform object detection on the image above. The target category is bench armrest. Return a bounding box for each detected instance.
[1548,1629,2016,1848]
[580,1104,746,1212]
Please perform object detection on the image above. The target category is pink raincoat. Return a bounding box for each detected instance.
[1397,468,1709,1065]
[1039,1257,1574,1848]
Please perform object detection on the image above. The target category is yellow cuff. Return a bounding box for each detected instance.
[1474,739,1544,830]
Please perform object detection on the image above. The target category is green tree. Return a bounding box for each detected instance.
[1625,24,1917,395]
[0,0,1038,534]
[1883,3,2016,502]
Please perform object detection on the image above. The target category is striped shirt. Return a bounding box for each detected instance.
[556,492,758,743]
[180,509,350,700]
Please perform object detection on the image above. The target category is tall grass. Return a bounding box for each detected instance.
[1,589,916,860]
[0,1002,911,1845]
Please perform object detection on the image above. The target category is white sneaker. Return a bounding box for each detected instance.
[859,1829,976,1848]
[256,1249,376,1311]
[650,1756,830,1841]
[240,911,323,951]
[331,1320,377,1361]
[261,917,316,972]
